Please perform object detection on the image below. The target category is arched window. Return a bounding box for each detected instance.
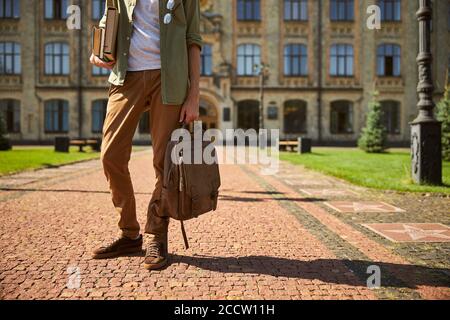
[330,100,353,134]
[92,100,107,133]
[237,44,261,76]
[380,100,401,134]
[92,65,110,76]
[0,42,21,75]
[45,42,69,75]
[284,44,308,76]
[330,44,353,76]
[377,44,401,77]
[330,0,354,21]
[0,99,20,133]
[0,0,20,18]
[44,99,69,133]
[237,0,261,21]
[201,44,213,76]
[44,0,69,20]
[92,0,105,20]
[284,100,307,134]
[237,100,260,130]
[378,0,401,22]
[284,0,308,21]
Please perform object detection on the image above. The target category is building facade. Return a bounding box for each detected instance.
[0,0,449,145]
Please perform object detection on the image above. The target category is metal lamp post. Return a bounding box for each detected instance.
[410,0,442,185]
[254,63,270,149]
[254,63,270,131]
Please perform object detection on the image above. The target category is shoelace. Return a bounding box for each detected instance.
[146,242,162,258]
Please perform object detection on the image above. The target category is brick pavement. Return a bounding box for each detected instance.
[0,149,449,300]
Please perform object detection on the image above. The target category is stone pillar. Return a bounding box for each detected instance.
[410,0,442,185]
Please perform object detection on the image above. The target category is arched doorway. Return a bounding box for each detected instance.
[199,99,218,131]
[284,100,307,135]
[237,100,259,130]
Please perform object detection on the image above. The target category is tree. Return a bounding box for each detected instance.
[0,111,11,151]
[358,91,387,153]
[436,83,450,161]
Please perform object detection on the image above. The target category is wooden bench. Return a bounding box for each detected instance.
[70,139,102,152]
[70,139,87,152]
[279,141,298,152]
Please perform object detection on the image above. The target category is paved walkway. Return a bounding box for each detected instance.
[0,149,449,300]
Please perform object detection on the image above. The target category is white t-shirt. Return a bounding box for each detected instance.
[127,0,161,71]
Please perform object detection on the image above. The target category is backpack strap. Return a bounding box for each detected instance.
[177,161,189,250]
[106,0,117,9]
[180,220,189,250]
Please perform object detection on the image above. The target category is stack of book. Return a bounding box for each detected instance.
[92,0,119,62]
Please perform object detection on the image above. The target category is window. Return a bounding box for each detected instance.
[381,100,400,134]
[378,0,401,21]
[92,0,105,20]
[92,65,111,76]
[267,104,279,120]
[284,100,307,134]
[377,44,401,76]
[330,101,353,134]
[284,44,308,76]
[201,44,213,76]
[44,100,69,133]
[92,100,107,133]
[0,42,21,74]
[284,0,308,21]
[237,0,260,21]
[45,0,69,20]
[45,42,69,75]
[223,107,231,122]
[330,44,353,76]
[330,0,354,21]
[237,44,261,76]
[0,0,20,18]
[0,99,20,133]
[139,111,150,134]
[237,100,260,130]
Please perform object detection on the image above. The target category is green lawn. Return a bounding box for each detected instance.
[0,147,101,176]
[0,146,149,176]
[281,148,450,194]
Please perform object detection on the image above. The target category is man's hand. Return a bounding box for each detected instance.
[89,53,115,70]
[179,93,199,125]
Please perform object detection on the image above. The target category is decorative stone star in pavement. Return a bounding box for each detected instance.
[385,224,450,241]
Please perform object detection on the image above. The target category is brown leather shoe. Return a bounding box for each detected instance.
[144,235,168,270]
[93,235,143,259]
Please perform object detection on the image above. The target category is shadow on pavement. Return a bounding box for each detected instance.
[219,194,325,203]
[0,187,152,195]
[170,254,450,289]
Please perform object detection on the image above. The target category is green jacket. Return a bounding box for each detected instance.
[99,0,203,105]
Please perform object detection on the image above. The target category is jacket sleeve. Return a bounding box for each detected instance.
[183,0,203,50]
[98,1,108,28]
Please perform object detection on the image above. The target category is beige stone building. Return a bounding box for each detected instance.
[0,0,449,145]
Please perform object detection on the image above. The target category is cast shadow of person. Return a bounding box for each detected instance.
[169,254,450,290]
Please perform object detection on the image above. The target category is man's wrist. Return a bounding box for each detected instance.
[188,88,200,100]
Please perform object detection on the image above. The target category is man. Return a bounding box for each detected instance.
[89,0,202,270]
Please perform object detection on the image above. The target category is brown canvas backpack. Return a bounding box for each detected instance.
[158,132,221,249]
